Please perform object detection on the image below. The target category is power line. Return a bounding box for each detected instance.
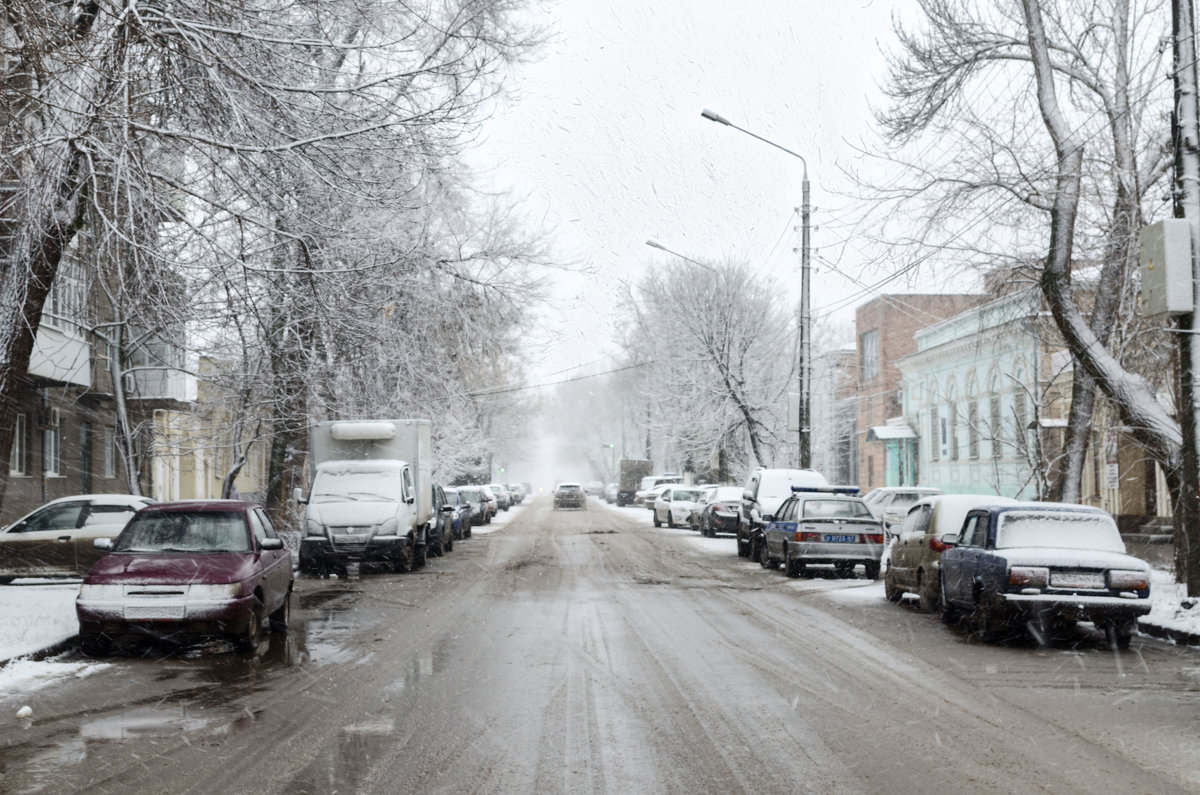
[465,360,653,398]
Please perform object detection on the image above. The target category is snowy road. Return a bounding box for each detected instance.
[2,497,1199,793]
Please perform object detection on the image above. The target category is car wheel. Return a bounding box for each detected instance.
[0,576,14,585]
[1102,618,1135,650]
[269,590,291,634]
[445,534,454,552]
[759,539,780,570]
[653,512,661,528]
[430,535,444,558]
[784,545,803,578]
[737,534,749,558]
[79,630,112,656]
[884,569,902,602]
[834,561,854,579]
[974,599,1009,644]
[864,561,880,581]
[917,570,939,613]
[940,575,960,625]
[236,596,264,652]
[465,521,472,539]
[413,542,427,569]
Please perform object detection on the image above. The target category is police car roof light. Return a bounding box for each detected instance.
[790,485,861,495]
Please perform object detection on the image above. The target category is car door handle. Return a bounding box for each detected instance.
[57,536,72,542]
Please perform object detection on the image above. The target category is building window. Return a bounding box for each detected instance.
[1014,390,1028,455]
[43,408,61,476]
[861,330,879,380]
[42,261,87,332]
[930,406,940,461]
[968,401,979,459]
[103,427,116,478]
[990,395,1002,459]
[948,401,958,461]
[9,413,26,475]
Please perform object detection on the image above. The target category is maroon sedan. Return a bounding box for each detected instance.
[76,500,293,653]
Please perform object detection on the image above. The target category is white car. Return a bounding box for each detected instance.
[652,486,702,528]
[634,483,672,509]
[0,494,156,582]
[862,486,945,532]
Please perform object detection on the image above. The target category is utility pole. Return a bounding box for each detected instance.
[1172,0,1200,595]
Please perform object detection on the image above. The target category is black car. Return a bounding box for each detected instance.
[695,485,743,537]
[428,485,455,557]
[938,502,1152,647]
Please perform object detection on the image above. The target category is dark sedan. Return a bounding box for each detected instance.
[939,502,1151,648]
[695,485,743,537]
[76,500,293,654]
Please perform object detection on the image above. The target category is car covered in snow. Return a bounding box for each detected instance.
[757,486,884,579]
[938,502,1152,647]
[634,483,672,509]
[862,486,945,532]
[76,500,293,654]
[458,487,492,525]
[652,485,701,528]
[553,482,587,510]
[884,493,1019,612]
[0,494,155,583]
[443,488,473,539]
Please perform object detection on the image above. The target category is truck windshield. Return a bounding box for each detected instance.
[311,468,402,503]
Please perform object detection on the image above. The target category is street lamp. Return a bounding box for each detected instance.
[644,239,717,272]
[701,108,812,470]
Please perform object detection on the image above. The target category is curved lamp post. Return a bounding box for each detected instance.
[700,108,811,470]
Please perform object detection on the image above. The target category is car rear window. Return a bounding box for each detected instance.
[115,511,251,553]
[995,510,1124,552]
[801,499,873,519]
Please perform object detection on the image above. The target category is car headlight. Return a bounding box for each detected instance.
[78,584,123,600]
[1008,566,1049,588]
[1108,570,1149,590]
[305,519,325,537]
[378,517,399,535]
[187,583,242,599]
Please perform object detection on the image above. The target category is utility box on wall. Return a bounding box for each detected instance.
[1140,219,1193,319]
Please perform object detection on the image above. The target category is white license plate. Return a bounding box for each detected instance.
[334,534,368,544]
[823,534,856,543]
[125,605,185,620]
[1051,571,1105,589]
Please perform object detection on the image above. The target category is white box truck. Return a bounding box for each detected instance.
[297,419,432,575]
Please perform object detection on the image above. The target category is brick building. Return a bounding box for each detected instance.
[855,294,985,491]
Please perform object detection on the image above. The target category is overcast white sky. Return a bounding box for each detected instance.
[468,0,915,382]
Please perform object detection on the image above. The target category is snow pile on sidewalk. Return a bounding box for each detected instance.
[0,582,81,662]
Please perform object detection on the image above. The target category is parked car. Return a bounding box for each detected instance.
[76,500,294,654]
[938,502,1152,647]
[758,486,884,579]
[603,483,618,503]
[884,494,1019,612]
[862,486,945,532]
[634,483,673,509]
[652,486,701,528]
[487,483,512,511]
[427,485,455,557]
[695,485,743,537]
[583,481,604,497]
[0,494,156,583]
[553,482,587,510]
[738,468,829,558]
[507,483,526,505]
[458,487,492,525]
[443,488,473,539]
[479,485,500,519]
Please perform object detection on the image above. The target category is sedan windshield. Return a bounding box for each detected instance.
[115,511,251,553]
[996,511,1124,552]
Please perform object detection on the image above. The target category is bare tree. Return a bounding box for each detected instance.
[0,0,543,507]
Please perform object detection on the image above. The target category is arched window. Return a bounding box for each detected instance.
[966,374,979,459]
[989,373,1003,459]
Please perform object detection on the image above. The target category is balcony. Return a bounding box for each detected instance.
[124,367,196,404]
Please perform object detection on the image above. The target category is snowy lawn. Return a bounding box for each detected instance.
[0,581,81,662]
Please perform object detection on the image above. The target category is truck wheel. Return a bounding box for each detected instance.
[413,542,427,568]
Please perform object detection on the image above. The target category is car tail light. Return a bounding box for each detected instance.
[1008,566,1049,588]
[865,533,884,544]
[796,531,822,542]
[929,537,952,553]
[1108,570,1149,590]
